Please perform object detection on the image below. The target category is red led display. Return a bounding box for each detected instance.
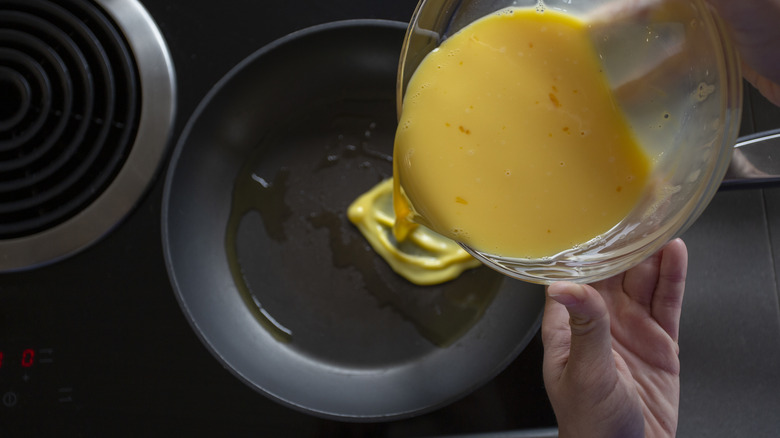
[0,349,39,368]
[21,349,34,368]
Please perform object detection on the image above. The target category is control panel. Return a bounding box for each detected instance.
[1,344,76,412]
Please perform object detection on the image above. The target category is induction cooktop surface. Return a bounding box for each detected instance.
[0,1,557,435]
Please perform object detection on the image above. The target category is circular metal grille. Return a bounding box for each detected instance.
[0,0,140,238]
[0,0,175,271]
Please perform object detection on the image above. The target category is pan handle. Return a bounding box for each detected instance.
[721,128,780,189]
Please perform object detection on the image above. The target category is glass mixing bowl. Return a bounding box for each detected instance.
[396,0,742,284]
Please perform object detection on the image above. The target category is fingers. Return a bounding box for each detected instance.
[652,238,688,342]
[705,0,780,87]
[544,282,615,382]
[743,63,780,107]
[621,248,662,308]
[541,287,575,380]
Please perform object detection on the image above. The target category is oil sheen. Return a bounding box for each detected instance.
[393,7,652,259]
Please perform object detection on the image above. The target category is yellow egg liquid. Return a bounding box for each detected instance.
[348,178,480,286]
[394,7,651,259]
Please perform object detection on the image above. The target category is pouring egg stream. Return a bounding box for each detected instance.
[349,5,652,285]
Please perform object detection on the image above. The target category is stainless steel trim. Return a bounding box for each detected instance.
[0,0,176,272]
[722,129,780,188]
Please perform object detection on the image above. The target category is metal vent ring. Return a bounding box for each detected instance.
[0,0,175,271]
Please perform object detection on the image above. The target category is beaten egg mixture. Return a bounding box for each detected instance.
[351,6,651,283]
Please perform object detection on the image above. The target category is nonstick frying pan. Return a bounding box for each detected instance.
[162,19,546,421]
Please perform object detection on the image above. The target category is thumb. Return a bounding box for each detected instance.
[547,281,614,377]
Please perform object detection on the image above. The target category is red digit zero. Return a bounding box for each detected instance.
[21,349,34,368]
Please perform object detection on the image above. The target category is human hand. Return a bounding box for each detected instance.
[541,238,688,438]
[706,0,780,105]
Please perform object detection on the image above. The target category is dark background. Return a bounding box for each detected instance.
[0,1,555,436]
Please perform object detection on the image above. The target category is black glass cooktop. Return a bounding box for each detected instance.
[5,1,779,436]
[0,1,557,435]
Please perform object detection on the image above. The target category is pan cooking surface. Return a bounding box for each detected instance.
[228,94,505,364]
[163,20,545,420]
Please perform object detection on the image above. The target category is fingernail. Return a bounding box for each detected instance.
[547,291,581,307]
